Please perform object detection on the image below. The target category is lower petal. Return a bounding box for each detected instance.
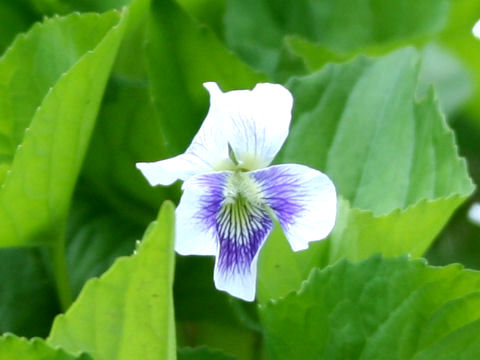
[214,197,273,301]
[251,164,337,251]
[177,170,274,301]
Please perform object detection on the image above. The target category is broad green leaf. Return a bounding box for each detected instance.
[178,347,237,360]
[48,201,176,360]
[0,334,91,360]
[146,0,265,156]
[0,10,127,247]
[260,256,480,359]
[280,48,473,214]
[0,247,59,337]
[224,0,450,77]
[258,48,474,301]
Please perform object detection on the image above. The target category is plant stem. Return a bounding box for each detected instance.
[50,235,72,312]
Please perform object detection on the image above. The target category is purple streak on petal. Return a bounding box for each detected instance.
[216,200,272,279]
[189,171,273,281]
[252,166,306,232]
[192,172,230,233]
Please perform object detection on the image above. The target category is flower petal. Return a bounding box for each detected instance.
[252,164,337,251]
[177,170,273,300]
[213,189,273,301]
[136,153,211,186]
[204,82,293,170]
[175,171,230,255]
[136,82,293,185]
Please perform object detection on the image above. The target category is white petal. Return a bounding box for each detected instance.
[137,82,293,185]
[203,82,293,170]
[251,164,337,251]
[136,153,211,186]
[175,172,231,255]
[214,254,261,302]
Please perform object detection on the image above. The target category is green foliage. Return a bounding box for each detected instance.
[0,0,479,359]
[258,48,474,301]
[48,201,176,360]
[0,334,91,360]
[260,256,480,359]
[0,10,126,247]
[225,0,450,77]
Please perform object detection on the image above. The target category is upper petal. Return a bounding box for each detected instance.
[204,82,293,170]
[251,164,337,251]
[137,82,292,185]
[136,153,212,186]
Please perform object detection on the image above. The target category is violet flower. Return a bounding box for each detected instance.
[137,82,336,301]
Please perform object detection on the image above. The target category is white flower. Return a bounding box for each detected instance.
[137,82,336,301]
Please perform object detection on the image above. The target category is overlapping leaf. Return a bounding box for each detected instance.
[260,256,480,359]
[0,9,127,247]
[258,48,474,301]
[48,202,176,360]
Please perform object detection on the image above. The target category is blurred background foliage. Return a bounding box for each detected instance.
[0,0,479,359]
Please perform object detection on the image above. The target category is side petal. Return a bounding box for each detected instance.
[175,171,230,255]
[204,82,293,170]
[251,164,337,251]
[213,191,273,301]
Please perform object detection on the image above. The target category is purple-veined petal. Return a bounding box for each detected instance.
[252,164,337,251]
[213,190,273,301]
[204,82,293,170]
[175,171,230,256]
[177,170,273,301]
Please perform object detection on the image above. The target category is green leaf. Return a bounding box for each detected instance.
[0,334,91,360]
[178,347,237,360]
[260,256,480,359]
[146,0,265,156]
[0,10,127,247]
[48,201,176,360]
[224,0,450,77]
[258,48,474,301]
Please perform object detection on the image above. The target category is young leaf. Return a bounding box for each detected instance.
[0,334,91,360]
[0,9,127,247]
[260,256,480,359]
[48,201,176,360]
[258,48,474,301]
